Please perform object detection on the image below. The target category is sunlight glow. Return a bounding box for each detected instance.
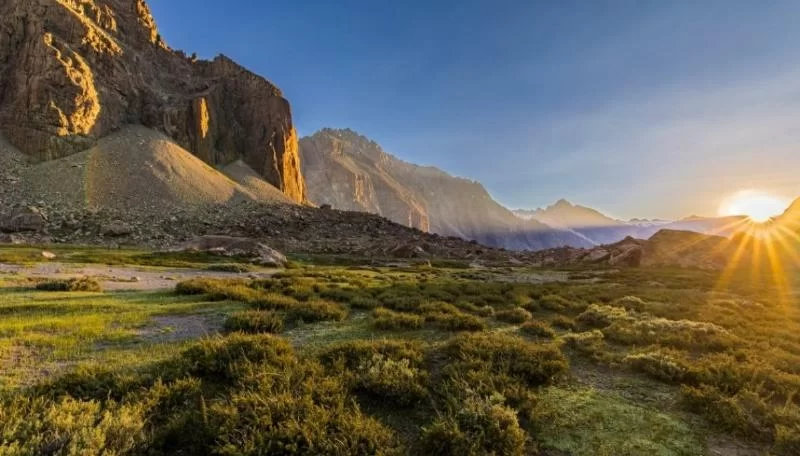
[719,191,790,223]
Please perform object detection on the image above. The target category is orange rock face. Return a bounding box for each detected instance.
[0,0,305,203]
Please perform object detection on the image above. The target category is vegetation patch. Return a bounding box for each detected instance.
[224,310,284,334]
[373,307,424,330]
[35,277,102,292]
[530,387,705,456]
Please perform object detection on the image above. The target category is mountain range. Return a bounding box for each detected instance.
[300,129,763,250]
[0,0,796,257]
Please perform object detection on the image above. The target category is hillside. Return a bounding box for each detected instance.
[0,0,304,202]
[301,129,591,251]
[18,126,292,214]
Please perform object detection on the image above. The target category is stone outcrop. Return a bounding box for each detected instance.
[300,129,590,251]
[0,0,305,202]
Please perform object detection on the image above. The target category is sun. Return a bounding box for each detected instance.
[719,191,790,223]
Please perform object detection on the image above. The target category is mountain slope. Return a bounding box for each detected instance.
[19,126,291,213]
[301,129,590,251]
[0,0,304,202]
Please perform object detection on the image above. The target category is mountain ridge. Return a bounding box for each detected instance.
[301,128,592,251]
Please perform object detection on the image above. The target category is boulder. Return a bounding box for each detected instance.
[583,249,611,263]
[0,233,24,244]
[177,235,287,267]
[1,207,45,233]
[389,243,428,258]
[101,221,134,237]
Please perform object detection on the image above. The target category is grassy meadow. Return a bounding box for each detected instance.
[0,246,798,455]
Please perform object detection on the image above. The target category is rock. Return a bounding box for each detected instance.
[0,233,25,244]
[177,235,287,267]
[389,243,428,259]
[609,246,644,267]
[41,251,56,260]
[584,249,611,263]
[1,207,45,232]
[101,221,134,237]
[0,0,305,203]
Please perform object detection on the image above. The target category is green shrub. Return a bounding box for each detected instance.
[317,340,427,406]
[421,302,486,331]
[614,295,647,312]
[350,296,381,310]
[418,395,526,456]
[495,308,532,324]
[539,295,576,312]
[550,315,575,330]
[251,292,300,310]
[561,330,606,358]
[520,320,556,339]
[441,332,568,399]
[576,304,631,329]
[207,361,400,455]
[36,277,102,292]
[623,351,688,383]
[0,396,147,455]
[182,333,297,381]
[224,310,284,334]
[286,299,348,323]
[373,307,424,330]
[174,278,259,302]
[204,263,253,273]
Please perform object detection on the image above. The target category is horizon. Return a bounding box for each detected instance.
[150,0,800,220]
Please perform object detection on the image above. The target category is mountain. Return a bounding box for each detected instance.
[300,129,591,251]
[0,0,304,203]
[515,199,750,246]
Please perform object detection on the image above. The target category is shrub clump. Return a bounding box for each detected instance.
[285,299,348,323]
[576,304,631,329]
[318,340,428,406]
[251,292,300,310]
[623,351,689,383]
[36,277,102,292]
[224,310,284,334]
[441,333,568,401]
[204,263,253,273]
[550,315,576,330]
[418,395,527,456]
[494,308,532,324]
[174,279,258,302]
[420,302,486,332]
[373,307,424,330]
[520,320,556,339]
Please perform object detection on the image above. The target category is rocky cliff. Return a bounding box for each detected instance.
[0,0,305,202]
[301,129,590,251]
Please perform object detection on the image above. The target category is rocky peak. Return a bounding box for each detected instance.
[0,0,305,203]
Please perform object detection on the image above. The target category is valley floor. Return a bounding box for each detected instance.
[0,245,797,455]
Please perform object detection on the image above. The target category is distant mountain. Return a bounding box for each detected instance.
[300,129,592,251]
[515,200,749,246]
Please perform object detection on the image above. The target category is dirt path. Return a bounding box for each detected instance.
[0,262,278,291]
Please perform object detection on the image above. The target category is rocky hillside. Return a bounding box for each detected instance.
[527,229,743,270]
[301,129,590,251]
[0,0,305,202]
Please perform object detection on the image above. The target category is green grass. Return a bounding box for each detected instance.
[531,387,705,456]
[0,250,798,454]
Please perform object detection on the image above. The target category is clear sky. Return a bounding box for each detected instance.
[149,0,800,220]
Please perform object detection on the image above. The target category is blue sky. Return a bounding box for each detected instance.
[149,0,800,219]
